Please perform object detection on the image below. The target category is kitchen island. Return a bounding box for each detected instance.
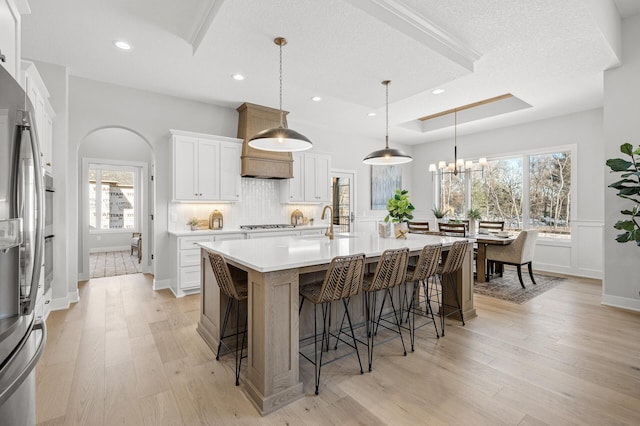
[197,232,475,415]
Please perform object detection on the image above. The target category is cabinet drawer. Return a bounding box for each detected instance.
[179,235,212,250]
[179,266,201,290]
[180,248,201,267]
[248,230,299,239]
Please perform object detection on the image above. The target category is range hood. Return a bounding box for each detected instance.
[237,102,293,179]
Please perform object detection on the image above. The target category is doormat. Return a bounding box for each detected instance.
[474,269,565,304]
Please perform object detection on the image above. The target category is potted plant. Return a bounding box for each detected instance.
[606,143,640,246]
[187,217,199,231]
[431,206,450,224]
[467,208,482,235]
[384,189,415,238]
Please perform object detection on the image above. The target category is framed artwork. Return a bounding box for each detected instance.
[371,165,402,210]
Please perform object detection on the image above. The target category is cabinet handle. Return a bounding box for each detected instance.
[46,162,51,166]
[45,300,50,304]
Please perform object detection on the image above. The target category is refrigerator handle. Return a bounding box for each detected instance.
[0,321,47,407]
[20,111,45,315]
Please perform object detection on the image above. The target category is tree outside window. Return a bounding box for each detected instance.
[439,149,572,238]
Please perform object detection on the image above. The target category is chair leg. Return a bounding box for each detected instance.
[234,299,243,386]
[528,262,536,284]
[516,265,525,288]
[422,277,440,339]
[366,292,375,372]
[342,298,364,374]
[217,298,233,360]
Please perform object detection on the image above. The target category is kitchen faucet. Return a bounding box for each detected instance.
[321,205,334,240]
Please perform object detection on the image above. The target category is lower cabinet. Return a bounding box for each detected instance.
[171,233,245,297]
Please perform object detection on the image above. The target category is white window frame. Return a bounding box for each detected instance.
[85,159,145,234]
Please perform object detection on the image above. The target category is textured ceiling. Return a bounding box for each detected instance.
[20,0,632,144]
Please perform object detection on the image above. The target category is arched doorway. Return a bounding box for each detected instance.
[78,127,154,279]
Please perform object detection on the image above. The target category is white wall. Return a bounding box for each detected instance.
[68,76,238,292]
[603,13,640,311]
[412,108,605,278]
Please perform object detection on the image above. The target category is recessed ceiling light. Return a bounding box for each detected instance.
[367,112,376,117]
[311,96,322,102]
[232,74,245,81]
[431,88,445,95]
[113,40,132,50]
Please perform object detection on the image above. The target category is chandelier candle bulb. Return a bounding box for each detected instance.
[465,160,474,169]
[429,164,437,172]
[479,157,488,167]
[438,161,447,170]
[457,158,465,168]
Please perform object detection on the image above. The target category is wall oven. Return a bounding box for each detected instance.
[44,172,54,294]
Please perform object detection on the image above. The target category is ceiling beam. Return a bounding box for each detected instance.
[190,0,226,55]
[418,94,513,121]
[345,0,480,72]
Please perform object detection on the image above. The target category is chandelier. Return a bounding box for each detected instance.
[428,110,487,176]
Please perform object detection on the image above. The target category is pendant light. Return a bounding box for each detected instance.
[363,80,412,165]
[249,37,312,152]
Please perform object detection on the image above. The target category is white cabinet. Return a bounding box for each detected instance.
[219,142,242,201]
[170,232,245,297]
[171,130,242,202]
[281,152,331,203]
[21,61,56,173]
[0,0,20,79]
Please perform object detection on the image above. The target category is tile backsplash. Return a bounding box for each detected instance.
[168,178,324,231]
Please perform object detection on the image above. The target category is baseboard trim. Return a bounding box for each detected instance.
[602,294,640,312]
[49,290,80,312]
[153,278,170,291]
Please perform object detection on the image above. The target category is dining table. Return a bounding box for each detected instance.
[473,233,517,282]
[196,231,475,415]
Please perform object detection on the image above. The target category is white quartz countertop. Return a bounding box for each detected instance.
[198,232,472,273]
[168,225,327,237]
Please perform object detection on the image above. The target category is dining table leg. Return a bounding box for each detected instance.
[476,243,487,283]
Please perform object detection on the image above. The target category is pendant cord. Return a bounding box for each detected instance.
[454,110,457,163]
[279,42,283,128]
[385,81,389,149]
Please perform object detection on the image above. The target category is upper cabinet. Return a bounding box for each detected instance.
[281,152,331,203]
[171,130,242,202]
[21,61,56,173]
[0,0,21,79]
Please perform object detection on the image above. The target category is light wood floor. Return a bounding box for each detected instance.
[36,273,640,425]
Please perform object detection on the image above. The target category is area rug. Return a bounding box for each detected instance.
[474,269,565,304]
[90,250,141,278]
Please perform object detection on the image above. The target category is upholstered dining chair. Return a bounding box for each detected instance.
[485,230,539,288]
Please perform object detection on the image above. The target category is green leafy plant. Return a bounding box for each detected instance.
[431,205,450,220]
[467,208,482,221]
[187,217,199,226]
[385,189,415,223]
[605,143,640,245]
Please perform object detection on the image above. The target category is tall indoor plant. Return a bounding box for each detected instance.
[385,189,415,238]
[606,143,640,246]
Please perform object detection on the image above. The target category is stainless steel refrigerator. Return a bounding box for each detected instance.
[0,65,47,425]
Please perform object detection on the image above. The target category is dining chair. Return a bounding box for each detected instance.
[433,241,468,336]
[207,251,249,386]
[404,244,442,350]
[486,230,539,288]
[478,221,505,232]
[299,253,366,395]
[408,221,430,234]
[362,247,409,372]
[130,232,142,263]
[438,222,466,236]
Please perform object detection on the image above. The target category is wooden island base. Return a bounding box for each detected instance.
[196,234,475,415]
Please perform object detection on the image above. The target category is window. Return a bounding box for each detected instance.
[438,149,572,238]
[89,164,140,232]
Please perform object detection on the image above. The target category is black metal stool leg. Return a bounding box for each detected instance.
[217,298,232,360]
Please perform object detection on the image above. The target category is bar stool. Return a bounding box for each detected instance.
[207,251,248,386]
[299,253,366,395]
[405,244,442,351]
[434,241,468,336]
[362,247,409,372]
